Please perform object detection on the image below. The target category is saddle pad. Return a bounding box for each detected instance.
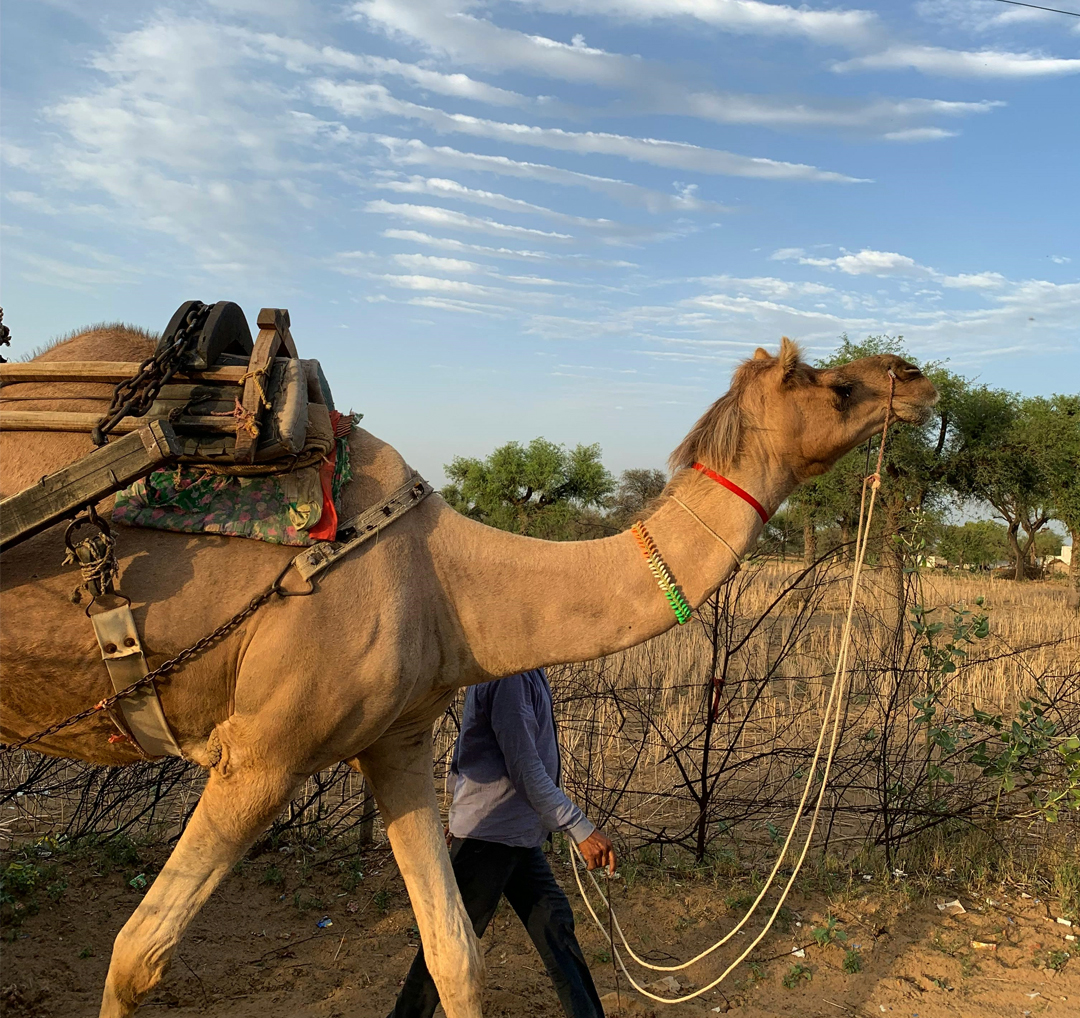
[112,411,354,546]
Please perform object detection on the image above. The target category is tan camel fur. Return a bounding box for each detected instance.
[0,328,937,1017]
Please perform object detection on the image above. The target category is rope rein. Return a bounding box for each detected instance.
[570,373,897,1005]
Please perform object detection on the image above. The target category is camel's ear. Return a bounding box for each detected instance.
[778,336,802,380]
[753,347,771,361]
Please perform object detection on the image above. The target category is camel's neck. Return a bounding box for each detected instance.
[430,455,788,679]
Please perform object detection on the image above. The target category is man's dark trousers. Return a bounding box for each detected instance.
[390,837,605,1018]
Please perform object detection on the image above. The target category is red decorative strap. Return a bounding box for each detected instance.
[691,463,769,524]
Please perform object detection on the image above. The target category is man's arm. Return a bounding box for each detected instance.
[488,677,596,845]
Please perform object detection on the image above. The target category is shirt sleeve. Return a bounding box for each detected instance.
[488,677,595,844]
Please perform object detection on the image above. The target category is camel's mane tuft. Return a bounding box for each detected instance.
[668,357,769,475]
[667,337,811,475]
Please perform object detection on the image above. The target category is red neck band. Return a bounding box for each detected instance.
[690,463,769,524]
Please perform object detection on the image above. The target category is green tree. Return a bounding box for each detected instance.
[607,468,668,531]
[948,390,1055,582]
[760,508,802,562]
[936,520,1009,570]
[1027,395,1080,607]
[442,437,615,539]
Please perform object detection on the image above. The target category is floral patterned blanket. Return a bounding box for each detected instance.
[112,412,355,546]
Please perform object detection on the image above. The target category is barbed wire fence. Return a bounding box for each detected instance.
[3,558,1078,869]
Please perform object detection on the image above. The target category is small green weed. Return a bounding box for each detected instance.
[1047,950,1071,972]
[842,948,862,974]
[782,963,813,989]
[261,865,285,887]
[811,914,848,947]
[339,857,364,893]
[79,946,94,959]
[373,889,390,914]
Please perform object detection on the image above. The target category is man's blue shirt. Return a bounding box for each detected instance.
[447,669,595,849]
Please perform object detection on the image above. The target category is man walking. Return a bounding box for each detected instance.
[390,667,616,1018]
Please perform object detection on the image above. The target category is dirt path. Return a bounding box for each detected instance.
[2,842,1076,1017]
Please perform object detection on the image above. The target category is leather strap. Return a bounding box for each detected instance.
[90,605,183,758]
[691,462,769,524]
[291,475,434,583]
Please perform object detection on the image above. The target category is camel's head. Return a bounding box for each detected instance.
[670,337,938,483]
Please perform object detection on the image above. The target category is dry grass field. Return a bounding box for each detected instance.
[3,564,1079,1016]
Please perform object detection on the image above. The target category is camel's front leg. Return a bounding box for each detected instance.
[360,728,484,1018]
[100,738,299,1017]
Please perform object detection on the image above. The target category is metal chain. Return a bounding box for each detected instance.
[91,301,212,445]
[0,568,300,755]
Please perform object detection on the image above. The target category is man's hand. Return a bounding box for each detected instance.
[577,829,616,875]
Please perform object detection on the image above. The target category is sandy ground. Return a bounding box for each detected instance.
[2,841,1076,1018]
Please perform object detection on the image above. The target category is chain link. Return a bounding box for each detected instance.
[91,301,212,446]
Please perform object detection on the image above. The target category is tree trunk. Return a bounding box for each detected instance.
[881,499,906,610]
[803,519,817,569]
[1068,529,1079,611]
[1007,521,1026,582]
[839,517,852,564]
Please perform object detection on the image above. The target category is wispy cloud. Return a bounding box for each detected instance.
[380,229,637,266]
[374,136,729,212]
[834,45,1080,78]
[313,81,868,182]
[364,199,575,239]
[372,174,676,241]
[883,127,958,142]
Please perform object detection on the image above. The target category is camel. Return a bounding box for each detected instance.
[0,326,937,1017]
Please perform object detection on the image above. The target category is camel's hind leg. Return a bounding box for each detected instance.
[360,727,484,1018]
[99,744,298,1017]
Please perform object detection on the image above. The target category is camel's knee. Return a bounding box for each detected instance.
[99,918,174,1018]
[427,923,485,1017]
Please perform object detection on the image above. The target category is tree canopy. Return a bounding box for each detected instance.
[442,438,615,538]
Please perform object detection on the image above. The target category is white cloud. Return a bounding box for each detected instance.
[941,272,1007,289]
[834,45,1080,78]
[392,252,480,272]
[312,81,867,182]
[380,229,637,266]
[350,1,992,138]
[1051,255,1072,264]
[670,92,998,132]
[883,127,958,142]
[374,137,728,212]
[801,249,935,277]
[373,174,678,242]
[496,0,880,47]
[915,0,1057,32]
[364,199,575,239]
[692,274,836,297]
[350,0,647,87]
[244,30,535,107]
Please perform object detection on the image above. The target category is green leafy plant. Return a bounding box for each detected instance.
[810,914,848,948]
[842,948,862,974]
[782,963,813,989]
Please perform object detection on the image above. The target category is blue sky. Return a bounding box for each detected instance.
[3,0,1078,483]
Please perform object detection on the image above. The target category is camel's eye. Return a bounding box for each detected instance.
[831,382,854,407]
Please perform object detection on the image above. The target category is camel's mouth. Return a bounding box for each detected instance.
[892,392,938,426]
